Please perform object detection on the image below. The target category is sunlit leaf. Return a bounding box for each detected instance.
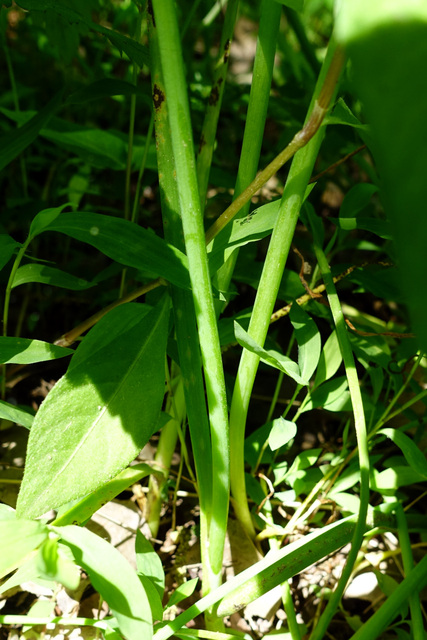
[56,525,153,640]
[0,399,34,428]
[16,298,170,519]
[268,418,297,451]
[12,264,94,290]
[290,303,321,384]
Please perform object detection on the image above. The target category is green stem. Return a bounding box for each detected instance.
[151,2,229,621]
[395,503,425,640]
[308,239,370,640]
[213,0,282,315]
[229,42,344,540]
[196,0,239,209]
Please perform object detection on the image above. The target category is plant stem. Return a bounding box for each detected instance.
[196,0,239,209]
[151,1,229,624]
[229,42,344,540]
[308,239,369,640]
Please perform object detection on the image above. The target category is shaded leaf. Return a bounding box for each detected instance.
[0,91,62,171]
[16,298,170,519]
[56,525,153,640]
[12,264,94,291]
[290,303,321,383]
[301,376,351,413]
[0,399,34,428]
[0,517,48,578]
[43,212,190,289]
[0,336,73,365]
[0,235,20,271]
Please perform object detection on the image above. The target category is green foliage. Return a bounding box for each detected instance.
[1,2,427,640]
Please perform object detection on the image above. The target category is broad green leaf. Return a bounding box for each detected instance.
[372,465,427,495]
[331,216,392,239]
[16,298,170,519]
[0,336,73,364]
[0,235,20,271]
[234,321,304,385]
[0,399,34,428]
[28,203,71,241]
[15,0,149,68]
[43,212,190,290]
[1,109,156,172]
[379,428,427,478]
[289,304,321,384]
[208,185,315,274]
[313,330,342,388]
[335,3,427,353]
[0,91,62,171]
[165,577,199,609]
[36,536,80,590]
[0,517,48,578]
[65,79,149,105]
[339,184,379,219]
[12,264,94,290]
[326,98,368,130]
[268,418,297,451]
[56,525,153,640]
[53,463,157,526]
[135,531,165,598]
[301,376,351,413]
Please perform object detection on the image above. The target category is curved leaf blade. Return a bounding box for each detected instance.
[43,212,190,289]
[0,336,73,364]
[56,525,153,640]
[16,298,170,519]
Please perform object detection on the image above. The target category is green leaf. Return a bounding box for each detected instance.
[28,204,71,241]
[372,465,427,495]
[1,109,156,172]
[326,98,368,129]
[339,184,379,219]
[331,216,392,239]
[0,91,62,171]
[43,212,190,289]
[273,0,304,11]
[301,376,351,413]
[0,399,34,428]
[14,0,149,68]
[335,3,427,353]
[0,336,73,364]
[16,298,170,519]
[12,264,94,290]
[378,428,427,478]
[0,517,49,578]
[36,536,80,590]
[65,79,149,105]
[289,303,321,384]
[268,417,297,451]
[313,330,342,388]
[56,525,153,640]
[234,321,304,385]
[0,235,20,271]
[165,577,199,609]
[53,463,157,526]
[135,531,165,599]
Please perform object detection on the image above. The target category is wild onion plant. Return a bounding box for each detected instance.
[1,2,427,639]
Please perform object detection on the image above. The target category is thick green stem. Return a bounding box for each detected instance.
[213,0,282,315]
[151,1,230,621]
[229,42,344,540]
